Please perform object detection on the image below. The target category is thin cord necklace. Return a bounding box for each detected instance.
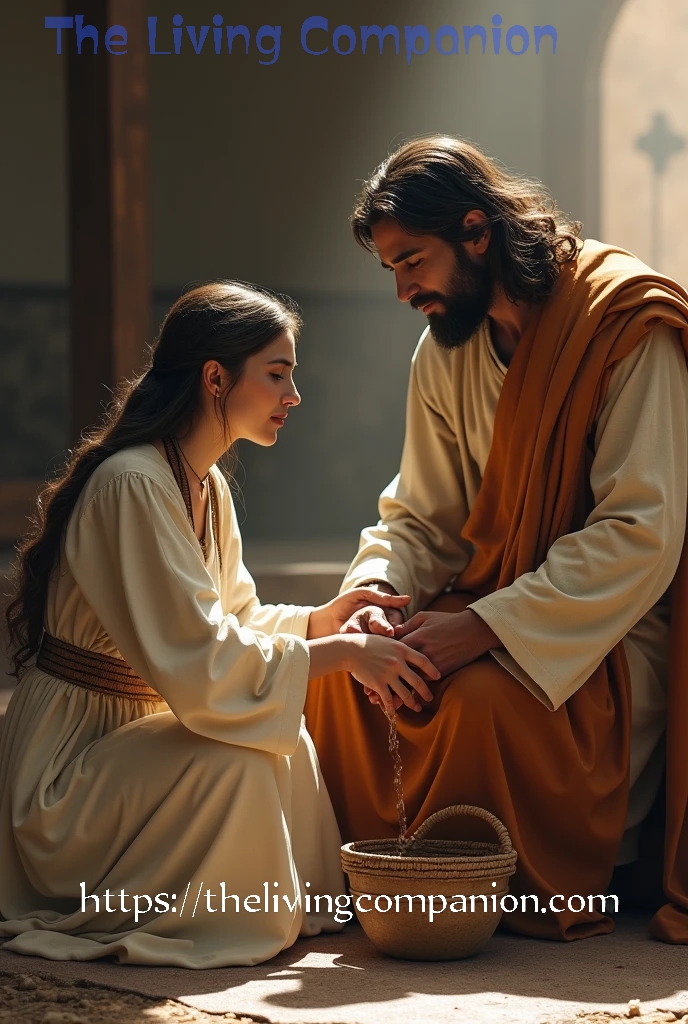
[172,436,210,496]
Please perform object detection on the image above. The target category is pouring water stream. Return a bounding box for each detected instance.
[385,709,409,854]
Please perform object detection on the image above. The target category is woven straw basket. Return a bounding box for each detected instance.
[341,804,517,960]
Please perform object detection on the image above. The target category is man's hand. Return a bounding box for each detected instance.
[338,582,412,713]
[393,608,502,678]
[307,586,410,640]
[339,583,406,637]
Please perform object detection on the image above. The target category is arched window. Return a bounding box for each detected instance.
[601,0,688,284]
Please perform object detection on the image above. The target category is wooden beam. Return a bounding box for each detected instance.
[67,0,150,438]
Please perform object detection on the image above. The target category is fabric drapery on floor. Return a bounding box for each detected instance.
[2,671,343,967]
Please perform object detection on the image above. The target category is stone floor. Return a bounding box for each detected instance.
[1,916,687,1024]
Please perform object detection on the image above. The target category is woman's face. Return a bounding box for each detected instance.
[223,330,301,446]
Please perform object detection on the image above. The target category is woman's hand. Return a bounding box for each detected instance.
[341,633,439,715]
[307,587,411,640]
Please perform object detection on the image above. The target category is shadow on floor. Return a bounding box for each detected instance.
[1,916,687,1021]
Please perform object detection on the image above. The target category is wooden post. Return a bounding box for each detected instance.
[67,0,150,438]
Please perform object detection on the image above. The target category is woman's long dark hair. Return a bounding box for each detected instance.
[351,135,582,304]
[5,280,301,678]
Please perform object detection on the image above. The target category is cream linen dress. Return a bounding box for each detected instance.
[342,320,688,864]
[0,445,345,967]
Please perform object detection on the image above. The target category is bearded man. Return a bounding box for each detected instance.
[304,135,688,943]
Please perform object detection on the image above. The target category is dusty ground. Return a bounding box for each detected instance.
[2,966,688,1024]
[562,1013,688,1024]
[0,970,263,1024]
[2,916,687,1024]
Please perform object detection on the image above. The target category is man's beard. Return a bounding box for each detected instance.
[412,247,495,350]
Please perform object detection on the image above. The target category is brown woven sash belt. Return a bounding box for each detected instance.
[36,633,165,703]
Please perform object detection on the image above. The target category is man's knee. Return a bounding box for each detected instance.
[438,656,515,716]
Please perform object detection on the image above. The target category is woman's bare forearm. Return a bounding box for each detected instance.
[307,636,356,678]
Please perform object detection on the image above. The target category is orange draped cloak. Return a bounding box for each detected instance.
[304,242,688,942]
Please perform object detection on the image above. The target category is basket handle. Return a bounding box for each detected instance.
[404,804,514,856]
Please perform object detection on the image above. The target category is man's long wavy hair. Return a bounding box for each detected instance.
[351,135,582,304]
[5,280,301,679]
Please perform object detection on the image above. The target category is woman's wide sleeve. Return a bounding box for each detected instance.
[64,471,310,755]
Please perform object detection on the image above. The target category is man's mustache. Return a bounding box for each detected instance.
[410,292,446,311]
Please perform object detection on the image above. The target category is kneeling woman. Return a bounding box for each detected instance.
[0,282,437,968]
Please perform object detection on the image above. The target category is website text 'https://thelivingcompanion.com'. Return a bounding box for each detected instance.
[80,882,618,925]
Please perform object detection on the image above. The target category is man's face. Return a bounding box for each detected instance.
[370,217,495,349]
